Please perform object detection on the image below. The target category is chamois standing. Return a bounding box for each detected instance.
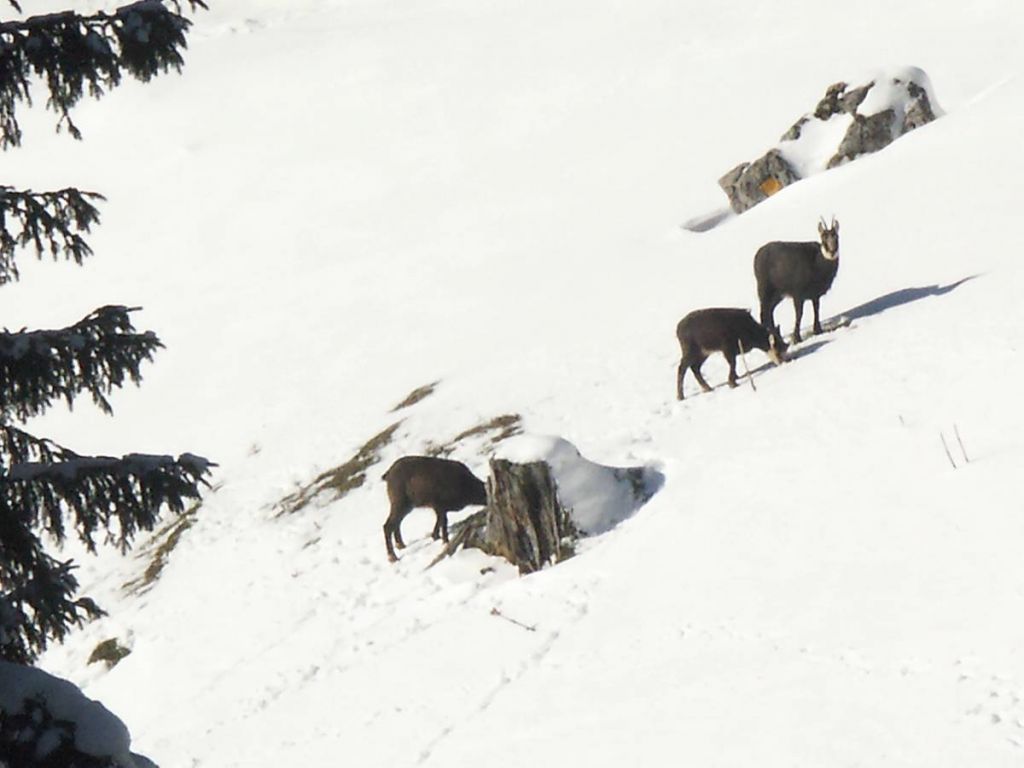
[676,308,785,400]
[754,217,840,343]
[382,455,487,562]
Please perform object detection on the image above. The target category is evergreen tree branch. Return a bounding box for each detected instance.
[0,186,103,284]
[5,450,212,551]
[0,541,100,664]
[0,490,99,664]
[0,0,206,149]
[0,305,163,420]
[0,425,74,470]
[0,449,211,662]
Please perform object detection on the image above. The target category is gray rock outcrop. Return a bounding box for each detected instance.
[719,68,940,214]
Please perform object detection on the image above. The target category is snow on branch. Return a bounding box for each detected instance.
[0,448,211,662]
[4,448,212,551]
[0,186,103,284]
[0,305,163,420]
[0,0,206,148]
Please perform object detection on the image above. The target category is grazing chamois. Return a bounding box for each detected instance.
[676,308,785,400]
[754,217,840,343]
[382,455,487,562]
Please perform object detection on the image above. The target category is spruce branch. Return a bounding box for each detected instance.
[1,564,102,664]
[0,425,75,470]
[0,0,206,148]
[4,451,213,552]
[0,449,212,662]
[0,541,103,664]
[0,186,103,283]
[0,0,211,674]
[0,304,163,420]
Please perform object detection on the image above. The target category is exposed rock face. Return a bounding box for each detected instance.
[828,108,898,168]
[719,67,940,214]
[719,150,800,216]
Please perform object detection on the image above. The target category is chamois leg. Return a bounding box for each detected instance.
[388,501,410,551]
[690,358,713,393]
[759,291,780,340]
[811,297,823,335]
[677,355,691,400]
[724,349,739,388]
[792,298,805,344]
[431,508,450,543]
[384,498,411,561]
[383,515,404,562]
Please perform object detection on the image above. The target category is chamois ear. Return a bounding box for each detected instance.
[818,218,826,235]
[832,217,839,233]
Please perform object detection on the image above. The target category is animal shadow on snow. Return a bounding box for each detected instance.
[714,278,975,394]
[835,275,977,323]
[741,337,832,382]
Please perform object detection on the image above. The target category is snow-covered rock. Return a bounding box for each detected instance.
[720,66,942,212]
[0,661,146,767]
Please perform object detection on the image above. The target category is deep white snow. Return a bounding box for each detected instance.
[3,0,1024,765]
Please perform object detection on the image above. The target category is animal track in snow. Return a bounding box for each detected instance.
[414,587,592,766]
[957,664,1024,748]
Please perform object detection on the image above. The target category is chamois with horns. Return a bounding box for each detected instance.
[754,217,840,343]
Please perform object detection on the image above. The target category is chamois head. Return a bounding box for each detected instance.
[766,330,787,365]
[817,216,840,261]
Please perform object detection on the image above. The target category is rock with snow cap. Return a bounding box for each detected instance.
[719,66,942,213]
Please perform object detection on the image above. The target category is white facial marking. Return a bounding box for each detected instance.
[820,244,838,261]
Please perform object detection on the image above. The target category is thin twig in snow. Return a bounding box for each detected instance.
[940,432,957,469]
[954,423,970,464]
[737,340,757,393]
[490,607,536,632]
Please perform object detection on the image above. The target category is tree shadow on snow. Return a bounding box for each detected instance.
[834,275,978,323]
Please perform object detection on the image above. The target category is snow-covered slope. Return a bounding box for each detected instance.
[7,0,1024,765]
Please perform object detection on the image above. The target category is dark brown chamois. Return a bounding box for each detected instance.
[382,455,487,562]
[754,217,840,343]
[676,308,785,400]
